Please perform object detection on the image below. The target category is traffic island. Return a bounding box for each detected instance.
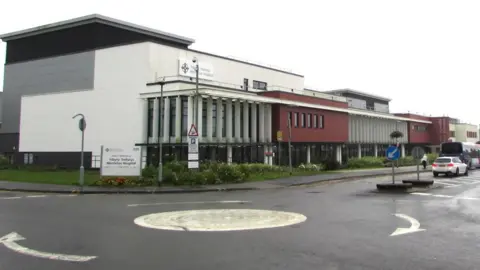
[402,180,434,187]
[376,183,413,193]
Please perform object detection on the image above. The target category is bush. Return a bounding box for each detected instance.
[216,164,246,183]
[322,159,341,171]
[398,156,415,166]
[347,157,384,169]
[427,153,438,164]
[142,165,157,179]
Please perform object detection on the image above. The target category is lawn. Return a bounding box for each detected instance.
[0,169,99,186]
[0,169,335,186]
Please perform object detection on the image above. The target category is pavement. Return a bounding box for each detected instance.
[0,165,432,194]
[1,168,480,269]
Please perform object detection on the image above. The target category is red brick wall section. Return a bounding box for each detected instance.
[429,117,450,145]
[260,91,348,108]
[408,122,431,143]
[272,105,349,143]
[394,113,431,121]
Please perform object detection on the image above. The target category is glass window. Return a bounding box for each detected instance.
[181,98,188,136]
[319,115,324,128]
[222,103,226,137]
[307,114,311,128]
[294,113,298,127]
[301,113,305,127]
[147,98,154,137]
[159,98,164,137]
[212,102,217,137]
[202,99,207,136]
[313,114,318,128]
[169,98,176,137]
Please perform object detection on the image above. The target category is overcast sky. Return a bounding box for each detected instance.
[1,0,479,124]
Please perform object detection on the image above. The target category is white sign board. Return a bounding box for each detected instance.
[178,58,214,81]
[188,137,199,154]
[101,146,141,176]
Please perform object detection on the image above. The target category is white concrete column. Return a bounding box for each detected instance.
[307,145,311,164]
[163,97,170,143]
[251,103,257,143]
[268,146,273,166]
[227,146,233,164]
[374,144,378,157]
[336,145,342,164]
[243,101,249,143]
[258,104,265,142]
[152,98,159,143]
[264,104,272,143]
[141,98,148,143]
[235,100,241,142]
[216,98,223,141]
[264,145,268,164]
[175,96,181,142]
[197,97,203,141]
[187,96,193,136]
[206,97,213,142]
[226,99,233,143]
[358,144,362,158]
[401,144,405,157]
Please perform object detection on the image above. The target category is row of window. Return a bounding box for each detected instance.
[288,112,324,129]
[414,125,427,132]
[467,131,478,138]
[242,79,268,91]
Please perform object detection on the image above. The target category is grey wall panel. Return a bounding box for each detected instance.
[348,115,408,143]
[0,51,95,133]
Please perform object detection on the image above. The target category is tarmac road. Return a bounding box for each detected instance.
[1,171,480,270]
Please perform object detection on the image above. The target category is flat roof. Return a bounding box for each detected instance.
[324,88,392,102]
[0,14,195,46]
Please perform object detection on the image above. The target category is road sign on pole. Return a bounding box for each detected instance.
[188,124,199,169]
[386,146,400,184]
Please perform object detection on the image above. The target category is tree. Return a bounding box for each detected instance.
[390,130,404,140]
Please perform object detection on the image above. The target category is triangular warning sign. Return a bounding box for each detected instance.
[188,124,198,136]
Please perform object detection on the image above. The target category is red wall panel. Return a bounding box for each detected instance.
[271,104,348,143]
[408,122,431,143]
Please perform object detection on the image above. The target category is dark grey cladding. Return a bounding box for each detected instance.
[0,51,95,133]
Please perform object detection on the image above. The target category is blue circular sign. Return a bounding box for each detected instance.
[386,146,400,161]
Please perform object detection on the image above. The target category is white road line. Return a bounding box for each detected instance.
[434,181,459,187]
[127,200,251,207]
[432,194,454,198]
[56,194,78,197]
[411,192,431,196]
[437,180,464,185]
[25,195,47,198]
[458,197,480,201]
[0,197,22,200]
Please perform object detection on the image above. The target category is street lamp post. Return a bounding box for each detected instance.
[72,113,86,192]
[193,57,199,128]
[157,78,165,185]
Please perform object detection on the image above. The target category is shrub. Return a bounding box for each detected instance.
[347,157,384,169]
[322,159,341,171]
[165,160,187,173]
[398,156,415,166]
[142,165,157,179]
[427,153,438,164]
[216,163,246,183]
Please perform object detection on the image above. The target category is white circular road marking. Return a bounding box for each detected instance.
[134,209,307,232]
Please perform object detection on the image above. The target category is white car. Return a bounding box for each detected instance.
[432,157,468,177]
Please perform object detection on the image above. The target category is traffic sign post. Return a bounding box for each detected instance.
[187,124,199,169]
[412,146,425,181]
[386,145,400,184]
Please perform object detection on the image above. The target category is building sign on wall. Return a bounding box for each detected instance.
[101,146,141,176]
[178,58,214,80]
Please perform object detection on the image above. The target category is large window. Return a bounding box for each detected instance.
[414,125,427,132]
[202,99,207,136]
[222,103,226,137]
[181,97,188,136]
[301,113,305,127]
[307,114,311,128]
[169,98,176,137]
[159,98,165,137]
[313,114,318,128]
[212,102,217,137]
[252,80,268,90]
[294,113,298,127]
[147,98,154,137]
[319,115,324,128]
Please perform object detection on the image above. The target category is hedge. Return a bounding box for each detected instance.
[346,155,431,169]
